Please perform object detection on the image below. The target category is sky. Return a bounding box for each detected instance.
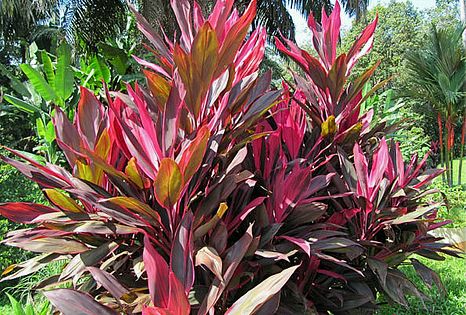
[289,0,438,45]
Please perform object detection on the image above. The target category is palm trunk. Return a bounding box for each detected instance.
[446,115,454,187]
[437,112,446,183]
[459,110,466,185]
[445,140,451,187]
[460,1,466,186]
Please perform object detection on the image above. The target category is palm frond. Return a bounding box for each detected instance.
[405,24,466,115]
[0,0,59,39]
[63,0,127,50]
[256,0,296,39]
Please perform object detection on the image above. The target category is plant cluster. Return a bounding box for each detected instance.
[0,1,460,314]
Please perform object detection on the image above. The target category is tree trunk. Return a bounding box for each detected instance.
[459,109,466,185]
[446,115,454,187]
[438,112,446,184]
[459,0,466,186]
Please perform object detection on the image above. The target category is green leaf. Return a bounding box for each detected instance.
[3,94,41,114]
[90,55,111,83]
[98,43,129,75]
[38,301,50,315]
[45,119,56,143]
[24,304,34,315]
[0,63,31,97]
[41,50,55,90]
[14,150,47,165]
[20,64,57,102]
[6,293,26,315]
[55,42,74,103]
[36,117,46,138]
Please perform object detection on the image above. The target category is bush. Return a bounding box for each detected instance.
[0,159,44,306]
[0,1,460,314]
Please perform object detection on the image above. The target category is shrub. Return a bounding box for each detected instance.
[0,160,44,271]
[0,1,460,314]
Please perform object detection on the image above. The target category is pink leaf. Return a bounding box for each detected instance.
[170,0,193,50]
[280,236,311,256]
[168,271,191,315]
[76,87,104,150]
[0,202,59,224]
[369,138,389,194]
[347,14,378,72]
[143,234,169,308]
[353,143,369,198]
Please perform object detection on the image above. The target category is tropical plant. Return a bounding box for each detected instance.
[1,0,280,313]
[1,41,76,163]
[6,293,50,315]
[0,1,461,314]
[273,2,458,311]
[404,23,466,186]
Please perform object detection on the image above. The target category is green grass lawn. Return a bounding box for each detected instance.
[377,255,466,315]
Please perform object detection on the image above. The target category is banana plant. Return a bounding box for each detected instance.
[74,19,141,93]
[2,41,77,163]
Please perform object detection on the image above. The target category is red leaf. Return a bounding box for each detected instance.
[369,138,389,194]
[168,271,191,315]
[53,107,81,166]
[179,126,210,183]
[143,234,170,308]
[353,143,369,198]
[280,236,311,256]
[347,14,378,71]
[76,87,104,150]
[0,202,59,223]
[321,0,341,67]
[216,0,256,76]
[170,212,194,293]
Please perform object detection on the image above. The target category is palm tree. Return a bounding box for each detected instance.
[405,24,466,187]
[0,0,59,62]
[247,0,370,40]
[1,0,371,53]
[459,0,466,185]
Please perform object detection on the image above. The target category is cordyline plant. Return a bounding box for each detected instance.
[0,0,462,314]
